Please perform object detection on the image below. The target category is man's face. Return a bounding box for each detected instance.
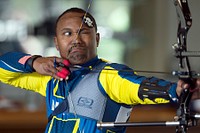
[54,12,99,65]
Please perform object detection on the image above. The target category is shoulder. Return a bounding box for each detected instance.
[99,58,134,74]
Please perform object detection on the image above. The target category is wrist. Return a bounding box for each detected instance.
[27,55,42,71]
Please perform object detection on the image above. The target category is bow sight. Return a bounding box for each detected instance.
[97,0,200,133]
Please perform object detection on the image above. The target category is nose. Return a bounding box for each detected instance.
[72,33,82,46]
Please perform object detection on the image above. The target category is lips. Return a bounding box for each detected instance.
[71,48,84,53]
[68,46,86,54]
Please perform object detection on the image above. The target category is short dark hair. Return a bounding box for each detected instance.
[55,7,97,34]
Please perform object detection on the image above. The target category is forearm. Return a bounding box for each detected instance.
[0,51,34,73]
[0,51,34,83]
[138,77,178,104]
[99,65,178,105]
[0,52,48,96]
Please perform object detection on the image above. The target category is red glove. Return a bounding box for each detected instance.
[56,59,71,80]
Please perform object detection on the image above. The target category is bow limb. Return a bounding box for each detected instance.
[173,0,192,77]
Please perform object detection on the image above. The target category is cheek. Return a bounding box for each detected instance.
[59,48,69,59]
[56,39,70,56]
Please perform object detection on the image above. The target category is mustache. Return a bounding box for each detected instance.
[68,44,86,54]
[68,45,77,54]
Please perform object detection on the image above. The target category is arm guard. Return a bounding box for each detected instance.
[138,77,173,103]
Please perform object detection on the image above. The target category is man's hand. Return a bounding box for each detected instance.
[32,56,71,81]
[176,79,200,98]
[191,79,200,99]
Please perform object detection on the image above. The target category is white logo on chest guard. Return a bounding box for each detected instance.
[77,97,93,109]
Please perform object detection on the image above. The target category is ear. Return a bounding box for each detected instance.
[96,33,100,47]
[54,36,59,51]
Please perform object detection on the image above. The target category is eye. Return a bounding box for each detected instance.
[80,29,90,34]
[64,31,72,36]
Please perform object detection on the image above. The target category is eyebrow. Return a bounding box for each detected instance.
[61,25,90,30]
[61,28,71,32]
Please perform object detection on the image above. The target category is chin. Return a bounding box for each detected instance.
[68,54,91,65]
[69,58,87,65]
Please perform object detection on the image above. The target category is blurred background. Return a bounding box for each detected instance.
[0,0,200,133]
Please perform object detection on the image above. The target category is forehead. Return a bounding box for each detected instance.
[59,12,83,23]
[57,12,96,32]
[56,12,96,33]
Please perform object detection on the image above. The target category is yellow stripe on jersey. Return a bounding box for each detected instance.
[48,116,80,133]
[106,130,116,133]
[53,80,65,99]
[0,68,51,97]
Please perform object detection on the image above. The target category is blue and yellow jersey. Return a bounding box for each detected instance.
[0,52,178,133]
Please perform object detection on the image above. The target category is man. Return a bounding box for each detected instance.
[0,7,199,133]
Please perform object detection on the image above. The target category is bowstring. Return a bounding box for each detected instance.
[66,1,94,132]
[73,0,93,43]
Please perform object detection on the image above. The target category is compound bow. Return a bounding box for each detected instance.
[97,0,200,133]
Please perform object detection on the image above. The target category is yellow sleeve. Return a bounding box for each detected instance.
[99,66,170,105]
[0,68,51,97]
[99,66,141,105]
